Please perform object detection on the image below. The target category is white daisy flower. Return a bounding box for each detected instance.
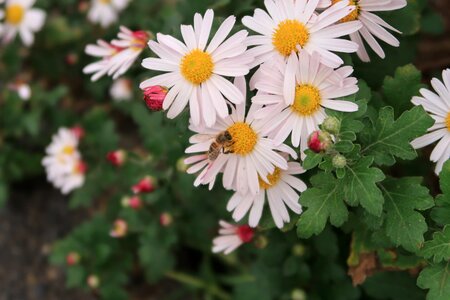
[52,160,87,195]
[84,26,149,81]
[110,78,133,101]
[228,160,307,229]
[330,0,407,62]
[87,0,129,28]
[1,0,46,46]
[212,221,255,255]
[42,128,86,194]
[242,0,362,69]
[411,69,450,175]
[140,9,253,127]
[252,52,359,156]
[185,77,288,196]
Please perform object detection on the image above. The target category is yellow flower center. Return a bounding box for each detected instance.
[99,0,111,4]
[62,145,75,155]
[227,122,258,156]
[272,20,310,57]
[331,0,360,22]
[446,113,450,132]
[6,4,25,25]
[180,49,214,85]
[291,85,322,116]
[259,168,282,190]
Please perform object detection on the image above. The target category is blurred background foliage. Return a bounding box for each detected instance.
[0,0,449,299]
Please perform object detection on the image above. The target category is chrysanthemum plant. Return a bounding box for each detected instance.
[1,0,450,299]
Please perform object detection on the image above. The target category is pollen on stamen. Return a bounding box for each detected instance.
[6,4,25,25]
[272,20,310,57]
[227,122,258,155]
[180,49,214,85]
[259,168,282,190]
[291,85,322,116]
[331,0,360,23]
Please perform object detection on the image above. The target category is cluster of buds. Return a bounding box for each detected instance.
[143,86,168,111]
[307,116,347,169]
[132,176,156,194]
[106,150,127,167]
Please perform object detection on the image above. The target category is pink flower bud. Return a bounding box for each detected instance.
[143,86,168,111]
[159,212,173,227]
[122,196,142,210]
[307,131,332,153]
[71,125,85,140]
[66,252,81,266]
[236,225,255,243]
[106,150,127,167]
[110,219,128,238]
[132,176,156,194]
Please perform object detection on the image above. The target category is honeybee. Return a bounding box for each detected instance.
[208,131,234,161]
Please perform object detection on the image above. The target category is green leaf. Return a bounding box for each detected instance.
[380,177,434,252]
[383,64,425,116]
[364,271,426,300]
[302,150,323,170]
[431,161,450,225]
[297,173,348,238]
[342,157,386,216]
[417,262,450,300]
[361,106,434,166]
[420,226,450,263]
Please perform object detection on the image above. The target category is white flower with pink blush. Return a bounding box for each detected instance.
[87,0,129,28]
[84,26,149,81]
[212,221,255,255]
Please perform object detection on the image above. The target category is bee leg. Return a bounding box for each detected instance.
[223,147,234,154]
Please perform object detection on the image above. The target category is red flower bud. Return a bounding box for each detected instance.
[132,176,156,194]
[66,252,81,266]
[71,125,85,140]
[143,86,168,111]
[159,212,173,227]
[307,131,332,153]
[122,196,142,210]
[106,150,127,167]
[236,225,255,243]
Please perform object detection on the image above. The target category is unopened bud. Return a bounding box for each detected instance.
[176,157,188,172]
[132,176,156,194]
[110,219,128,238]
[332,154,347,169]
[143,86,168,111]
[291,289,307,300]
[65,53,78,65]
[236,225,255,244]
[87,275,100,289]
[322,116,341,134]
[254,235,268,249]
[292,244,306,257]
[106,150,127,167]
[66,252,81,266]
[159,212,173,227]
[307,131,332,153]
[122,196,142,210]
